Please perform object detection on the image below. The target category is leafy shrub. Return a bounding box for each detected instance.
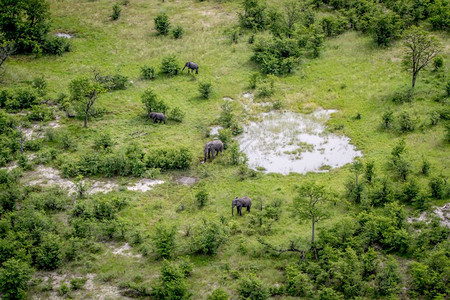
[199,81,213,99]
[207,288,228,300]
[237,273,270,300]
[195,189,208,208]
[433,56,444,71]
[0,258,33,300]
[190,219,228,255]
[168,107,185,122]
[93,133,113,151]
[154,13,170,36]
[152,222,177,259]
[152,260,191,299]
[285,264,314,297]
[70,277,87,290]
[111,3,121,20]
[14,88,40,110]
[320,15,348,37]
[239,0,267,30]
[370,11,403,47]
[172,25,184,39]
[141,88,168,115]
[94,72,128,91]
[429,176,447,199]
[160,54,180,76]
[32,76,47,97]
[140,65,156,80]
[146,147,192,170]
[256,75,275,98]
[375,257,400,296]
[42,36,71,56]
[252,36,301,75]
[27,105,54,121]
[390,88,414,103]
[0,89,13,108]
[33,233,63,270]
[398,111,416,132]
[430,111,440,126]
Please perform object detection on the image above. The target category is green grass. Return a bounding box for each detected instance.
[2,0,449,298]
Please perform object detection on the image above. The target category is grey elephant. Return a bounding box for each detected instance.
[232,196,252,216]
[150,112,166,124]
[182,62,199,74]
[203,140,223,162]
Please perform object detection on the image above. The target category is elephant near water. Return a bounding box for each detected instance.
[182,62,199,74]
[232,196,252,216]
[149,112,166,124]
[203,140,224,162]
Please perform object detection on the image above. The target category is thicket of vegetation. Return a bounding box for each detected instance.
[0,0,448,298]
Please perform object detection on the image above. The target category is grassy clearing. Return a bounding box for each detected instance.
[1,0,449,298]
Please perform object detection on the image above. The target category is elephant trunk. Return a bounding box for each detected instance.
[232,203,235,216]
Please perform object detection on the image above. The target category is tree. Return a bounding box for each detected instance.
[152,222,177,259]
[0,258,33,300]
[69,77,105,127]
[294,181,329,245]
[154,13,170,36]
[0,0,51,54]
[403,27,441,88]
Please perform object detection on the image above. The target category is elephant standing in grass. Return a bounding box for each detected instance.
[232,197,252,216]
[203,140,223,162]
[182,62,199,74]
[149,112,166,124]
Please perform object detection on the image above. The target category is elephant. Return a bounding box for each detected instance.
[203,140,223,162]
[182,62,199,74]
[150,112,166,124]
[232,196,252,216]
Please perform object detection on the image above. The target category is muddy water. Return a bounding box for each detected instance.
[238,109,362,175]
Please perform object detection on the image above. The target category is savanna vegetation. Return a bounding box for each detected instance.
[0,0,449,299]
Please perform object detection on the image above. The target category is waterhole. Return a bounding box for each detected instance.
[237,109,362,175]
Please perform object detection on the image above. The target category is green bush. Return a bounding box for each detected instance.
[27,105,54,122]
[141,88,168,115]
[140,65,156,80]
[32,76,47,97]
[252,36,301,75]
[0,0,51,54]
[146,147,192,170]
[375,257,400,296]
[0,258,33,300]
[161,55,180,76]
[195,189,208,208]
[42,36,71,56]
[152,222,177,259]
[111,3,121,20]
[168,107,185,122]
[239,0,267,30]
[93,133,113,151]
[285,264,314,297]
[237,273,270,300]
[94,73,128,91]
[152,260,191,300]
[70,277,87,290]
[190,220,228,255]
[433,56,444,71]
[34,233,63,270]
[256,76,275,98]
[154,13,170,36]
[14,88,40,110]
[390,88,414,103]
[199,81,213,99]
[172,25,184,39]
[207,288,228,300]
[429,176,447,199]
[398,111,416,132]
